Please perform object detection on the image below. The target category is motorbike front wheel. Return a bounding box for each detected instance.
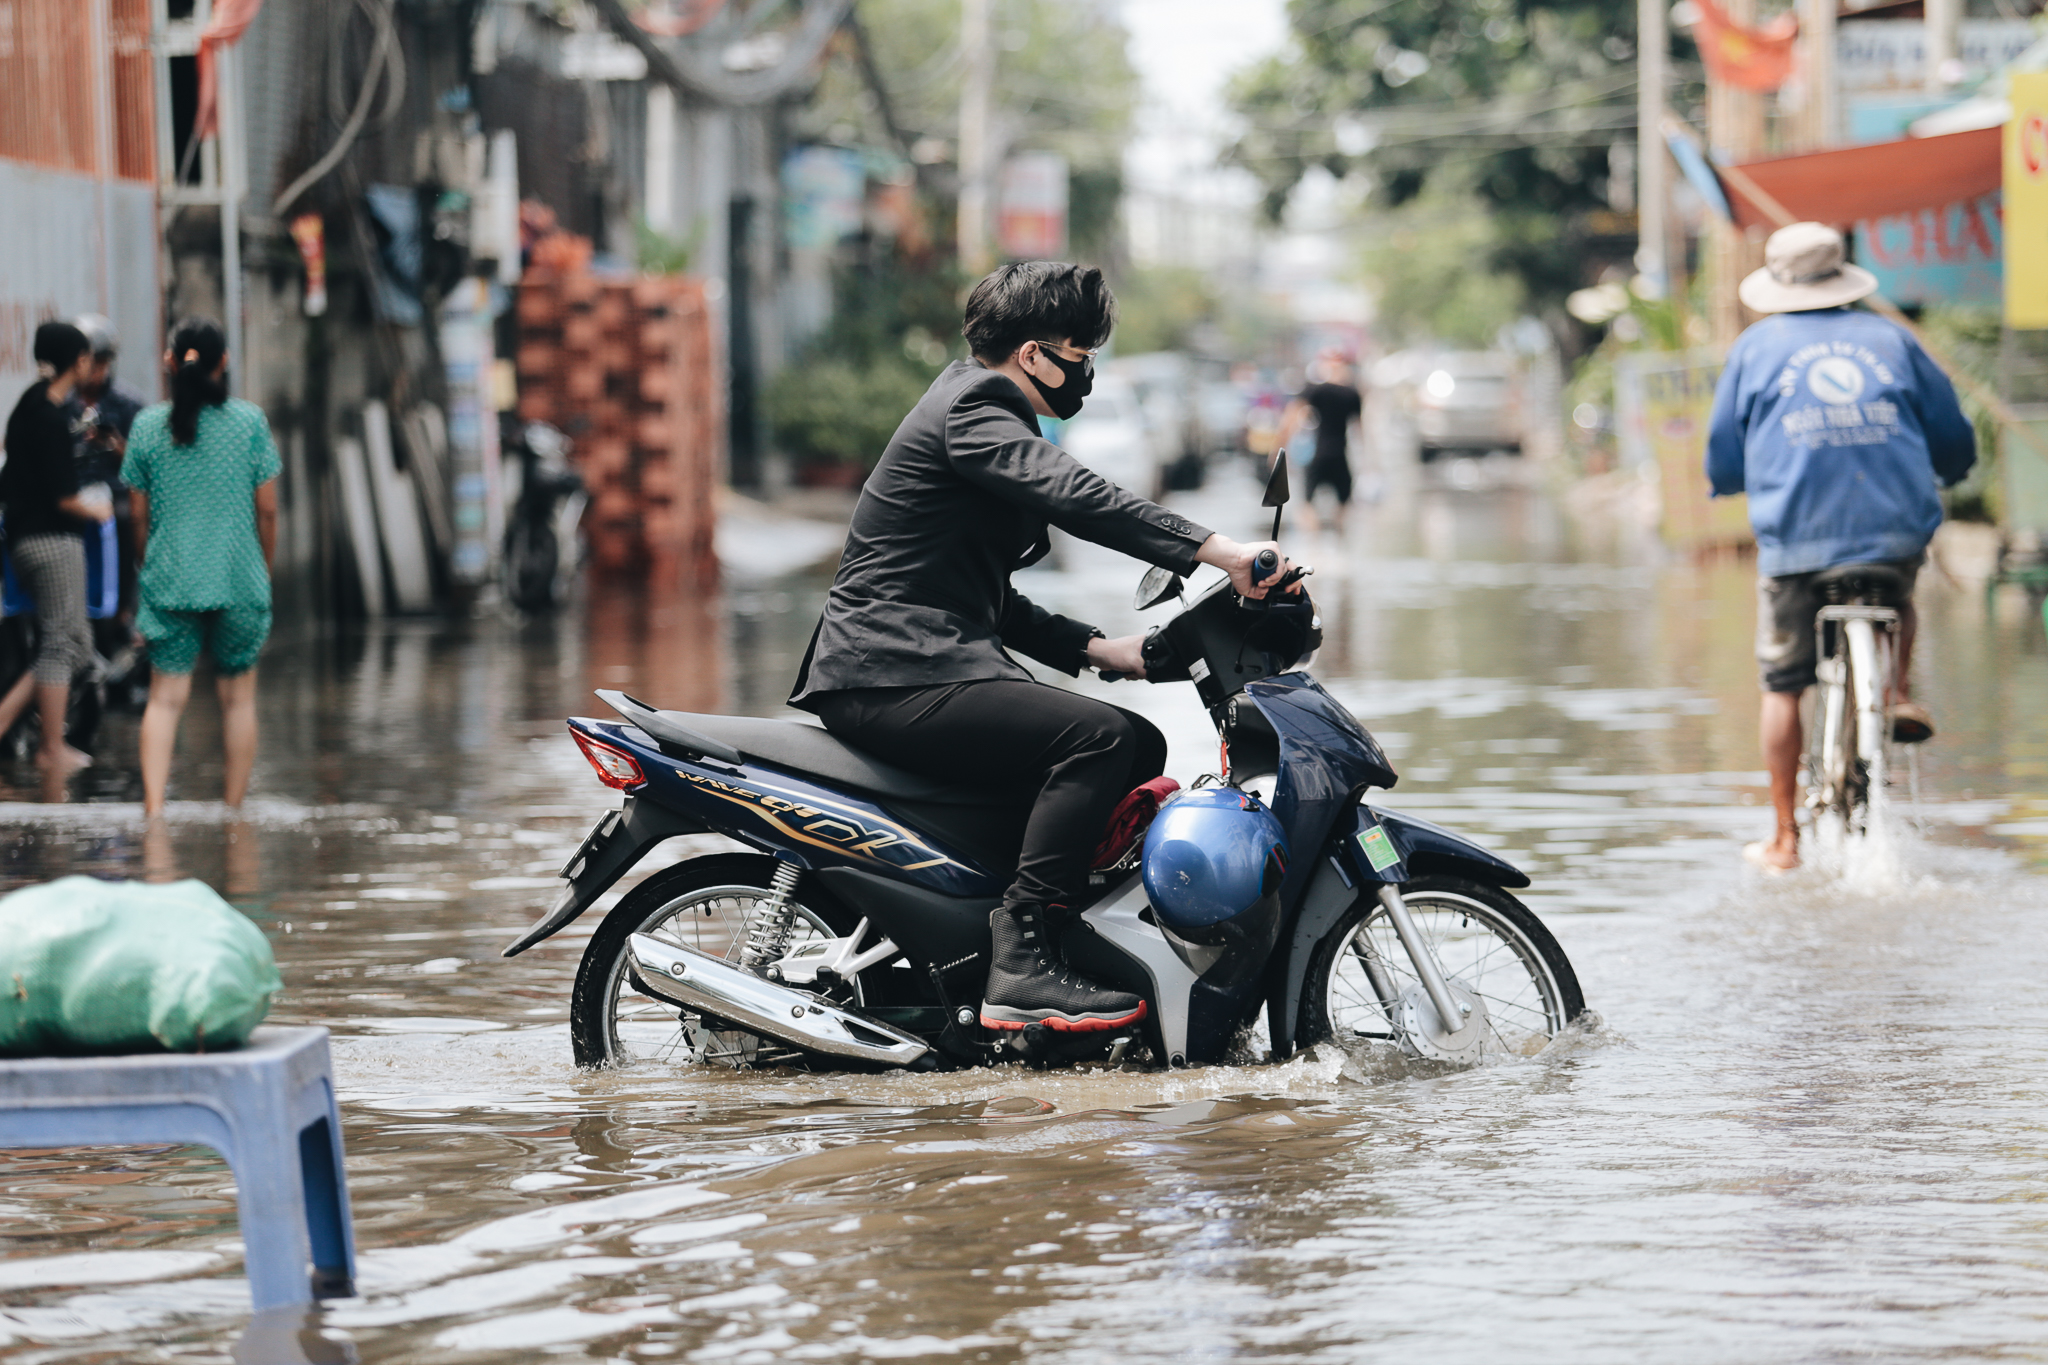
[1298,874,1584,1061]
[569,854,860,1069]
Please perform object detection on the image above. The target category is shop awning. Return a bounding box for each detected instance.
[1721,126,2002,229]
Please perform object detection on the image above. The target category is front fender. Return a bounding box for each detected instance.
[1266,803,1529,1057]
[1342,804,1529,890]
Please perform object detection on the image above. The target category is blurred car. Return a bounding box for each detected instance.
[1196,379,1247,456]
[1059,375,1160,497]
[1411,352,1523,460]
[1105,352,1204,489]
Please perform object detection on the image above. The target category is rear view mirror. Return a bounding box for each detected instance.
[1262,455,1290,539]
[1262,455,1291,507]
[1135,566,1183,611]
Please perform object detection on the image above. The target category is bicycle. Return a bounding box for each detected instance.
[1804,562,1911,836]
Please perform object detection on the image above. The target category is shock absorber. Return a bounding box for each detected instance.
[739,861,803,973]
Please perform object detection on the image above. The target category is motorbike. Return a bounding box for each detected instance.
[506,462,1585,1071]
[501,419,585,614]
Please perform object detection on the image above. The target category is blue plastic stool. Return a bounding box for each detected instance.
[0,1025,356,1310]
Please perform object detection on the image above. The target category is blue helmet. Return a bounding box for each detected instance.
[1141,787,1288,945]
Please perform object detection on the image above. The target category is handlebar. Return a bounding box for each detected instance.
[1253,548,1280,584]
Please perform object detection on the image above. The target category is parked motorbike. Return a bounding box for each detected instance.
[507,463,1585,1071]
[501,419,584,613]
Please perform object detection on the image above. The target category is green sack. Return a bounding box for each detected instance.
[0,876,281,1056]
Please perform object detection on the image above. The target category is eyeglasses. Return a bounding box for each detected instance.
[1033,340,1099,362]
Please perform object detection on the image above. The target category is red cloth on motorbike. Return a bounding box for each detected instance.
[1090,777,1181,870]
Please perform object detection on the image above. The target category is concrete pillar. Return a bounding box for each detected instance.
[1636,0,1667,296]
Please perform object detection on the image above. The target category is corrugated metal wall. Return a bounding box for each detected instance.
[0,0,153,182]
[0,0,161,402]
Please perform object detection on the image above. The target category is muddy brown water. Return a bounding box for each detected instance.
[4,472,2048,1363]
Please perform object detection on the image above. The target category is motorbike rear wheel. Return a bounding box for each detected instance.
[569,854,863,1069]
[1298,874,1583,1061]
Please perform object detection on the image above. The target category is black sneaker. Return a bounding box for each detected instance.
[978,903,1148,1032]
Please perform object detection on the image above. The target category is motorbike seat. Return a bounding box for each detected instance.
[1814,562,1908,607]
[598,692,1020,807]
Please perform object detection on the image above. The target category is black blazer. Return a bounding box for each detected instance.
[790,361,1211,707]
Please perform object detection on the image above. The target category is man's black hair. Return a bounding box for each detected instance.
[961,262,1116,363]
[32,322,88,377]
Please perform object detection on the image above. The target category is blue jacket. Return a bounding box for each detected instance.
[1705,308,1975,577]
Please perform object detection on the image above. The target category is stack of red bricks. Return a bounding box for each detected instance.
[513,269,722,584]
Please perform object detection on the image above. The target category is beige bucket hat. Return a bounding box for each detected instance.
[1738,221,1878,313]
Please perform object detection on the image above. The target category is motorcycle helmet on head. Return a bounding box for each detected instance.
[1141,787,1288,946]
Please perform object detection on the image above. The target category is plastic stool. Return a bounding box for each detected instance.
[0,1025,355,1310]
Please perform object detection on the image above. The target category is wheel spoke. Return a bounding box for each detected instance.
[1320,890,1565,1050]
[593,880,848,1069]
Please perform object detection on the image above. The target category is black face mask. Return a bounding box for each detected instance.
[1024,344,1093,420]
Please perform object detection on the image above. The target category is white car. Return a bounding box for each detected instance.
[1058,375,1160,498]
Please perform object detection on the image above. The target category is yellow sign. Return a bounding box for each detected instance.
[1621,351,1753,553]
[2004,72,2048,328]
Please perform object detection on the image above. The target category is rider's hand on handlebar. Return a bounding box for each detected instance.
[1085,632,1148,680]
[1196,535,1298,600]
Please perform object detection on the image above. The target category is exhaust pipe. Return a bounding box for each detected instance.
[626,934,931,1068]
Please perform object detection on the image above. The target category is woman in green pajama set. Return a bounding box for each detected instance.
[121,319,280,817]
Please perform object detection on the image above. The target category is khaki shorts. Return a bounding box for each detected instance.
[1755,556,1920,693]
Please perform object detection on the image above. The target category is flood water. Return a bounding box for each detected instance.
[5,464,2048,1363]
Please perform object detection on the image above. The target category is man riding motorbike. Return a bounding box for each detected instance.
[789,262,1292,1033]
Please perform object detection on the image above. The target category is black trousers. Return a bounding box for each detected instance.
[812,680,1167,910]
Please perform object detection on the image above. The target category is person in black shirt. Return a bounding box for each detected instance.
[792,262,1294,1033]
[0,322,115,774]
[64,314,146,622]
[1276,350,1364,534]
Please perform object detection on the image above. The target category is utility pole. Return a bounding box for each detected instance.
[957,0,994,275]
[1707,0,1766,346]
[1800,0,1837,148]
[1636,0,1668,297]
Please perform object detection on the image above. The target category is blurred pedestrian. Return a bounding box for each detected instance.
[64,313,146,622]
[122,319,280,817]
[1275,348,1363,534]
[0,322,115,774]
[1706,222,1976,872]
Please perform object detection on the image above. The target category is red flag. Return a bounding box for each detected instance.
[1690,0,1798,93]
[194,0,266,142]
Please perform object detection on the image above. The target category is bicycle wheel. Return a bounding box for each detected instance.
[1298,874,1584,1061]
[1809,651,1860,824]
[568,853,860,1069]
[1842,616,1892,827]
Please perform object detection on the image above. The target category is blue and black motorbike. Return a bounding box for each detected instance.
[507,467,1585,1071]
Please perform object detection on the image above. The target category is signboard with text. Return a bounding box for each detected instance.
[2006,73,2048,329]
[996,153,1069,260]
[1616,349,1753,553]
[1858,193,2002,307]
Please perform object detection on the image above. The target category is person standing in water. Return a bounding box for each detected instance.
[65,314,148,622]
[122,319,280,816]
[1275,349,1364,534]
[0,322,115,775]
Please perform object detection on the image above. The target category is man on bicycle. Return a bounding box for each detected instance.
[1706,222,1976,871]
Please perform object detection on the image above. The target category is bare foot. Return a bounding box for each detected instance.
[35,745,92,772]
[1744,830,1800,874]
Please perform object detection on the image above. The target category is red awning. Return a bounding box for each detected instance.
[1721,126,2002,229]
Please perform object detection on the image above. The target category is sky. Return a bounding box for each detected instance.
[1116,0,1291,200]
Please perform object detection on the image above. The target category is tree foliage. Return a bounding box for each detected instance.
[801,0,1140,244]
[1225,0,1647,325]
